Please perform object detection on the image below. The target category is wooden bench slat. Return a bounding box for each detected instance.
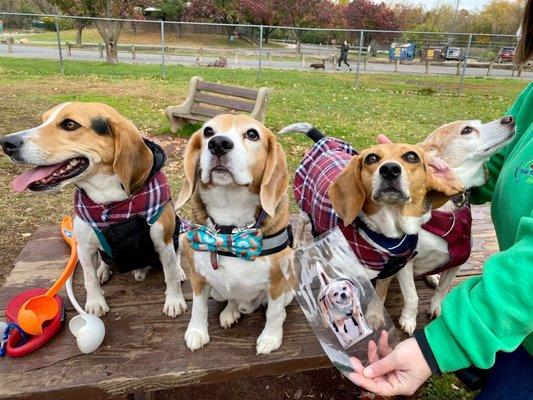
[197,80,258,100]
[190,105,232,119]
[194,92,255,113]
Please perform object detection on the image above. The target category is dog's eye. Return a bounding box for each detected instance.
[60,119,81,132]
[461,126,473,135]
[203,127,215,138]
[364,153,380,164]
[333,292,338,297]
[245,129,259,141]
[342,287,346,291]
[403,151,420,163]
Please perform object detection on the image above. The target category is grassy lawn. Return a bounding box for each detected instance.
[0,58,526,399]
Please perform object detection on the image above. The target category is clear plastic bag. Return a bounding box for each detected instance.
[281,227,399,377]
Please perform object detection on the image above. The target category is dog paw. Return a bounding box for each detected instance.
[184,326,210,351]
[428,299,442,320]
[425,274,440,288]
[96,264,112,284]
[365,308,386,330]
[399,314,417,336]
[177,265,187,282]
[163,294,187,318]
[220,303,241,329]
[256,331,282,354]
[85,296,110,317]
[132,267,150,282]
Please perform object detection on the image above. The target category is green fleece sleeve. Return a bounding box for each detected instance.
[424,210,533,372]
[470,84,531,205]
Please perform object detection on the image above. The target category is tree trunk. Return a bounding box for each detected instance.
[75,25,83,45]
[95,20,122,64]
[264,27,273,44]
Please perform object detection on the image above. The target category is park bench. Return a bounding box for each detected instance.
[0,206,496,400]
[165,76,271,132]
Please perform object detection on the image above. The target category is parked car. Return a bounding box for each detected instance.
[497,47,516,63]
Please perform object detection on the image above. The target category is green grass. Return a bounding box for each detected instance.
[0,58,526,399]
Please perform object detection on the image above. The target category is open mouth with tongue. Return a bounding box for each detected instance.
[12,157,90,192]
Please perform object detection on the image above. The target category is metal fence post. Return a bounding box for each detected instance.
[160,21,166,79]
[458,34,472,95]
[54,17,64,75]
[257,25,263,81]
[355,30,364,89]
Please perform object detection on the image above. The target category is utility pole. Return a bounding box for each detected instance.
[451,0,461,34]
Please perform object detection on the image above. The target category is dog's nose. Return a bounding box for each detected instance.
[500,116,515,126]
[340,293,347,299]
[208,135,234,157]
[379,162,402,180]
[0,135,24,156]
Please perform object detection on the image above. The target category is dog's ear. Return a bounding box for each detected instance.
[318,296,332,328]
[328,155,365,226]
[110,116,153,196]
[260,132,288,217]
[425,154,464,208]
[176,130,203,209]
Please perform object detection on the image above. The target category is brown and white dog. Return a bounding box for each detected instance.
[0,102,187,318]
[280,124,464,282]
[176,114,293,354]
[374,117,516,335]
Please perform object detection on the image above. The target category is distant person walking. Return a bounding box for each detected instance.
[337,40,352,71]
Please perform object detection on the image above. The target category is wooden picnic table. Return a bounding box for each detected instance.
[0,206,497,400]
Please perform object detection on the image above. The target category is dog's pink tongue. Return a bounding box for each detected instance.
[11,163,62,192]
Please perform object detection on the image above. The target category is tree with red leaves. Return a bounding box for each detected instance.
[343,0,399,45]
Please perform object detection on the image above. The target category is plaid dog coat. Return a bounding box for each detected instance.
[421,204,472,275]
[294,137,418,279]
[74,139,183,273]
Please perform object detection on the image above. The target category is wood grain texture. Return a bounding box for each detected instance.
[196,81,258,100]
[194,92,255,113]
[0,206,496,400]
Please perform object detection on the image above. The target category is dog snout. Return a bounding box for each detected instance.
[0,134,24,157]
[208,135,234,157]
[500,116,515,127]
[379,162,402,180]
[340,292,347,300]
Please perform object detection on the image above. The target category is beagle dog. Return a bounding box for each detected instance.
[176,114,293,354]
[0,102,187,318]
[281,124,464,282]
[375,116,516,335]
[318,277,372,348]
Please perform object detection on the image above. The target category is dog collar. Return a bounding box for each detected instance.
[356,216,418,256]
[188,209,292,269]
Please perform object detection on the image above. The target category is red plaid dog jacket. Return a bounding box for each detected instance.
[421,205,472,275]
[294,137,419,279]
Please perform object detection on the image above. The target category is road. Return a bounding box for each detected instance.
[1,43,532,80]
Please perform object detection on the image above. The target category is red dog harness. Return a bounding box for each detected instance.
[421,205,472,275]
[294,137,419,279]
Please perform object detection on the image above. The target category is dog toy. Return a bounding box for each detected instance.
[17,216,78,335]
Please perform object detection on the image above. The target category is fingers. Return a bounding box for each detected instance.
[377,134,393,144]
[348,372,396,397]
[378,330,393,357]
[363,353,397,379]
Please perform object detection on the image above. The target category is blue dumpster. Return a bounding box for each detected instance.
[389,43,416,61]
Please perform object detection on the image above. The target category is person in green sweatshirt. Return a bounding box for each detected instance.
[348,2,533,398]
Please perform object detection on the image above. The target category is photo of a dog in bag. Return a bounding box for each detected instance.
[317,265,372,349]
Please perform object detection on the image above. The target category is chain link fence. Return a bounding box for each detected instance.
[0,12,530,97]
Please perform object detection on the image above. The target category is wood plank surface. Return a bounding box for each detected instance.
[196,81,258,100]
[0,206,497,400]
[194,92,255,113]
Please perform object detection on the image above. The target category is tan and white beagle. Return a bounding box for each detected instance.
[0,102,187,318]
[176,114,293,354]
[375,117,516,335]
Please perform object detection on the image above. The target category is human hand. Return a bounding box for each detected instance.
[349,331,432,397]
